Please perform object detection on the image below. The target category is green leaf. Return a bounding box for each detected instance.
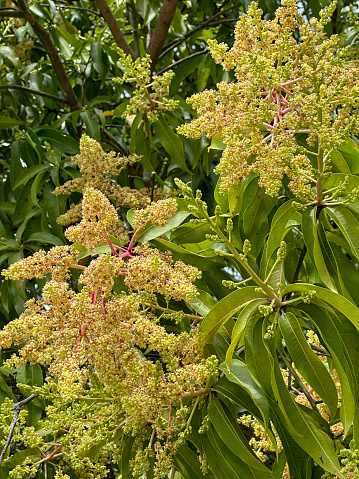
[26,364,43,387]
[170,221,213,244]
[226,299,266,369]
[13,164,51,191]
[268,340,344,478]
[1,448,41,473]
[121,436,135,479]
[35,128,80,154]
[129,113,143,155]
[154,114,192,174]
[208,398,272,475]
[81,110,101,142]
[243,185,276,242]
[186,289,217,317]
[0,202,15,214]
[13,181,36,226]
[204,424,258,479]
[91,42,109,80]
[113,100,130,117]
[26,232,64,246]
[0,117,23,129]
[220,359,270,426]
[279,311,338,418]
[246,317,343,477]
[135,120,154,174]
[300,302,359,435]
[200,286,267,342]
[326,205,359,260]
[260,200,296,277]
[331,243,359,307]
[337,138,359,174]
[0,374,16,400]
[283,283,359,332]
[78,244,111,260]
[175,443,214,479]
[127,199,190,242]
[302,208,337,290]
[151,238,225,271]
[214,375,262,419]
[44,183,66,238]
[0,281,11,313]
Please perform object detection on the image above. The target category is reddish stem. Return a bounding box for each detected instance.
[103,230,120,257]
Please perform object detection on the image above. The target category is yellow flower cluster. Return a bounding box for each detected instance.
[179,0,359,202]
[114,50,179,122]
[238,414,280,462]
[65,187,119,249]
[54,135,153,234]
[0,180,208,477]
[132,198,178,229]
[2,245,79,281]
[126,243,201,302]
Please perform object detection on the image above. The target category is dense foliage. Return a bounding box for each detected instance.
[2,0,359,478]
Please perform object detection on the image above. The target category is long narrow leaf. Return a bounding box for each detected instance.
[200,287,267,342]
[279,311,338,418]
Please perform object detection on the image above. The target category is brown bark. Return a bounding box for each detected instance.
[146,0,179,70]
[94,0,136,61]
[16,0,82,110]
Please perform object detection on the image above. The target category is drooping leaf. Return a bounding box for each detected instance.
[279,311,338,418]
[200,287,267,342]
[154,114,192,174]
[226,299,266,369]
[326,205,359,260]
[208,398,272,475]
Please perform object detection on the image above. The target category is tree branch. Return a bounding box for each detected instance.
[0,9,24,17]
[40,5,102,17]
[0,394,37,467]
[0,85,68,104]
[158,2,242,60]
[94,0,136,61]
[15,0,82,111]
[146,0,179,70]
[129,0,141,58]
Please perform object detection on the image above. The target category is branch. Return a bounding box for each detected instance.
[0,9,25,17]
[309,343,331,357]
[146,0,179,70]
[94,0,136,61]
[0,85,68,104]
[15,0,82,111]
[281,355,320,414]
[40,5,102,17]
[158,2,242,60]
[129,0,141,58]
[0,394,37,467]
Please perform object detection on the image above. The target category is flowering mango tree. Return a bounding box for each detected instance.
[1,0,359,478]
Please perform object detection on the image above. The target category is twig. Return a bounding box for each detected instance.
[0,85,68,104]
[0,9,24,17]
[309,343,331,357]
[0,394,37,467]
[158,2,242,59]
[156,49,208,75]
[40,4,102,16]
[15,0,82,111]
[146,0,180,70]
[281,355,320,414]
[129,0,141,58]
[94,0,136,61]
